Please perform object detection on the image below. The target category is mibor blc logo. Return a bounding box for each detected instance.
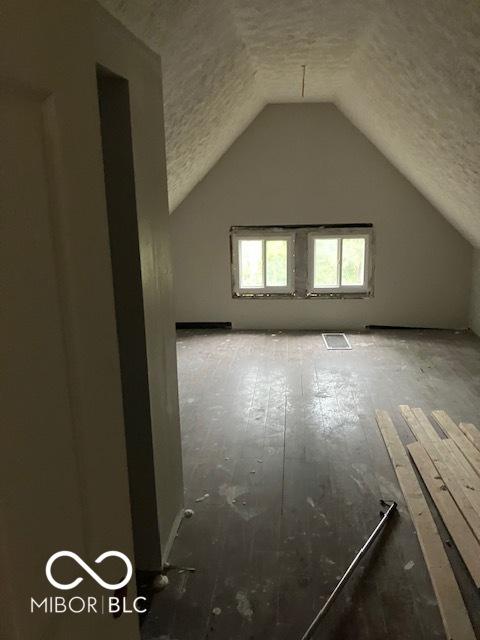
[46,551,132,591]
[30,551,147,615]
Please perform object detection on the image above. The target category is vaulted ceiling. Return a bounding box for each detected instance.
[100,0,480,245]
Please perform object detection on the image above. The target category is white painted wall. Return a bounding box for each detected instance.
[171,104,472,330]
[1,3,182,638]
[470,250,480,336]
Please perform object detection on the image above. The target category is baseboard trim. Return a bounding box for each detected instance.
[176,321,232,329]
[366,324,467,331]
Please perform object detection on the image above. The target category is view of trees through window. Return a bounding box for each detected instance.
[341,238,365,286]
[314,238,338,287]
[239,239,287,288]
[314,237,366,288]
[266,240,287,286]
[239,239,263,288]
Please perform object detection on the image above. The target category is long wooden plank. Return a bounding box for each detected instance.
[375,410,475,640]
[400,407,480,542]
[407,441,480,587]
[432,410,480,476]
[444,438,480,478]
[413,407,444,439]
[425,441,480,541]
[399,405,440,442]
[460,422,480,453]
[443,439,480,515]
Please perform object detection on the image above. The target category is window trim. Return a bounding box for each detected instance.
[307,227,373,296]
[231,230,295,296]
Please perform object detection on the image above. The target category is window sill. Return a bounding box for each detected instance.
[232,292,296,299]
[307,291,373,299]
[232,291,374,300]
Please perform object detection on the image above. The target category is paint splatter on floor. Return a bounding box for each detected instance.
[235,591,253,621]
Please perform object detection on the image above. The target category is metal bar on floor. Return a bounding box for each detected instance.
[299,499,397,640]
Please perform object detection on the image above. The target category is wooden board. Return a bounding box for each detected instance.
[428,442,480,542]
[376,409,476,640]
[413,407,443,439]
[399,405,440,442]
[442,439,480,516]
[460,422,480,453]
[432,410,480,477]
[407,441,480,587]
[444,439,480,479]
[400,406,480,543]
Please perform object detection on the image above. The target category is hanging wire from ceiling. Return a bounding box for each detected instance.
[301,64,306,98]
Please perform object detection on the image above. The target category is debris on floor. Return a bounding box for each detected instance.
[152,574,169,591]
[184,508,195,518]
[235,591,253,621]
[195,493,210,502]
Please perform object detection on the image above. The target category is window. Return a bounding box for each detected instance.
[232,232,294,295]
[309,232,370,294]
[231,225,373,298]
[309,233,369,293]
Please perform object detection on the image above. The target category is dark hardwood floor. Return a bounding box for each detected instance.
[142,329,480,640]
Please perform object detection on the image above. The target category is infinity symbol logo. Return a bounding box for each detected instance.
[46,551,133,591]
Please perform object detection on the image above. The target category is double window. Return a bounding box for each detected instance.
[231,225,373,298]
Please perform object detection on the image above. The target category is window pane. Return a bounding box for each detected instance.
[314,238,339,288]
[239,239,263,288]
[266,240,288,287]
[341,238,366,286]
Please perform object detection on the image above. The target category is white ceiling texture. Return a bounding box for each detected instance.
[100,0,480,245]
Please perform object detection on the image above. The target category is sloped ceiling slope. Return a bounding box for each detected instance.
[100,0,480,245]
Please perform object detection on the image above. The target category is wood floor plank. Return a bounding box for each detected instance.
[432,410,480,476]
[407,441,480,587]
[460,422,480,453]
[376,409,476,640]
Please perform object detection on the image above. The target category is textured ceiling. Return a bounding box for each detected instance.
[99,0,480,245]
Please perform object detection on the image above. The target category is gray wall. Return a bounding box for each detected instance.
[171,104,472,330]
[471,249,480,336]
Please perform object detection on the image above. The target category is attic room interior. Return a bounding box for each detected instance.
[2,1,480,640]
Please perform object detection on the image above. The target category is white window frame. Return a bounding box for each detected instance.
[308,228,372,295]
[231,231,295,296]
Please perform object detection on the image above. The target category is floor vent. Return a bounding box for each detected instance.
[322,333,351,350]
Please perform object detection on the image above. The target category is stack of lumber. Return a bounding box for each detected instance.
[376,406,480,640]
